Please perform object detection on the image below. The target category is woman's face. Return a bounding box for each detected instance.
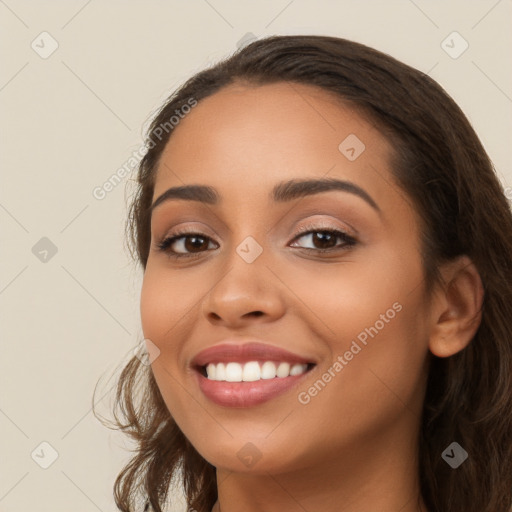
[140,81,432,475]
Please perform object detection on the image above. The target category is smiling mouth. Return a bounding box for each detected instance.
[197,361,316,382]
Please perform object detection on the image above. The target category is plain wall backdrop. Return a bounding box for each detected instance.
[1,1,511,511]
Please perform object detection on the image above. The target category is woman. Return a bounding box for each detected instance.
[100,35,512,512]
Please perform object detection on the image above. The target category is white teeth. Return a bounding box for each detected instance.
[216,362,226,381]
[242,361,260,382]
[276,362,291,378]
[290,363,306,376]
[205,361,309,382]
[225,362,243,382]
[206,363,216,380]
[261,361,277,379]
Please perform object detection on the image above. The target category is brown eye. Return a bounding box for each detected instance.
[290,228,357,252]
[157,232,218,257]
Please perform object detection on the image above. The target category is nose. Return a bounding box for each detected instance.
[201,249,286,327]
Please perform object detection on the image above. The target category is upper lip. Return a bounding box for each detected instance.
[191,341,317,368]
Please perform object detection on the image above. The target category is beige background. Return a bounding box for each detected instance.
[1,1,511,511]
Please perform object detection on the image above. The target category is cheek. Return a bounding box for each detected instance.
[313,294,428,416]
[139,266,207,419]
[287,252,428,413]
[140,265,199,344]
[283,249,420,345]
[291,300,429,460]
[140,271,168,341]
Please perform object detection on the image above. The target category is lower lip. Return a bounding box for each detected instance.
[195,368,313,408]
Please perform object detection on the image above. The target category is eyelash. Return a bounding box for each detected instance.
[155,224,357,260]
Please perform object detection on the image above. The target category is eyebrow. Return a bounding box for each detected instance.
[150,177,380,213]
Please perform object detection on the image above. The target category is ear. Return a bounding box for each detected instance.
[428,255,484,358]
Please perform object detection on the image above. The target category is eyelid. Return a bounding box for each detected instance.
[292,219,356,238]
[159,218,354,244]
[158,222,219,240]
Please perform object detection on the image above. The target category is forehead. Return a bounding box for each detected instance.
[153,81,401,212]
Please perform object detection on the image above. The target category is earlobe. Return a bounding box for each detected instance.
[428,255,484,358]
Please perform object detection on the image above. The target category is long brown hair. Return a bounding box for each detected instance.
[95,35,512,512]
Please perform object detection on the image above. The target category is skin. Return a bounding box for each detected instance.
[140,82,483,512]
